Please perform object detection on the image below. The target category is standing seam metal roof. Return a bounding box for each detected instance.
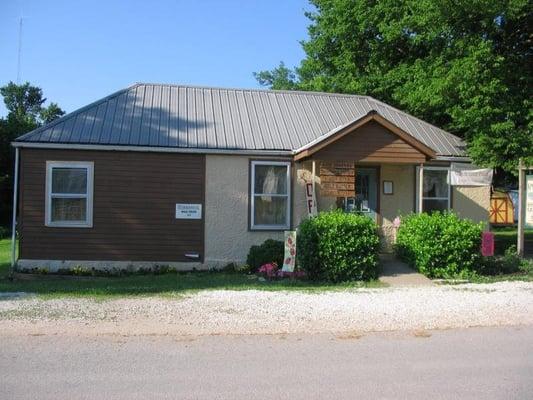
[15,83,466,156]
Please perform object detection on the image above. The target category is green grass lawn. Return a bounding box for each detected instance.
[493,227,533,255]
[0,238,384,299]
[0,237,13,271]
[2,228,531,299]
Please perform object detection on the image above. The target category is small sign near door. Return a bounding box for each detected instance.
[175,203,202,219]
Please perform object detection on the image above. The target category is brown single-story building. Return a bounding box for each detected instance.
[11,83,490,271]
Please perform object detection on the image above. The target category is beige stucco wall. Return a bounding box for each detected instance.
[204,156,490,266]
[205,157,343,266]
[452,185,490,229]
[380,164,415,249]
[204,155,284,266]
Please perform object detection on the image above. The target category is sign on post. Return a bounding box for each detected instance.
[282,231,297,272]
[526,175,533,229]
[481,232,495,257]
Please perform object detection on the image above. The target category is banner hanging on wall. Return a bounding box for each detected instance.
[449,163,493,186]
[305,181,318,217]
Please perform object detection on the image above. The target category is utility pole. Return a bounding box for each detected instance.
[17,16,23,84]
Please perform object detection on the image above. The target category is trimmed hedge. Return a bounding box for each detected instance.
[246,239,284,272]
[297,211,380,282]
[395,212,483,279]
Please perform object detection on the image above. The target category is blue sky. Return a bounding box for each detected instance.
[0,0,311,116]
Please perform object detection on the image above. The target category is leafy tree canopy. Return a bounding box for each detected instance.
[255,0,532,173]
[0,81,65,127]
[0,82,65,226]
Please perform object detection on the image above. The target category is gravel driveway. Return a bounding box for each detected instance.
[1,281,532,336]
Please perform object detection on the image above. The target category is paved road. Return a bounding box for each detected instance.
[1,326,532,399]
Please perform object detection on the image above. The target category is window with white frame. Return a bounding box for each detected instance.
[45,161,94,227]
[416,166,450,212]
[250,161,291,230]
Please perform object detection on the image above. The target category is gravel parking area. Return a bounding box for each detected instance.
[1,281,532,336]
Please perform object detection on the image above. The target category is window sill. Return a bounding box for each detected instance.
[250,225,290,232]
[45,222,93,228]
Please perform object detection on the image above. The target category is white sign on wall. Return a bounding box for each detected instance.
[526,175,533,229]
[175,204,202,219]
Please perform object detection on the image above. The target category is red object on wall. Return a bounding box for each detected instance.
[481,232,495,257]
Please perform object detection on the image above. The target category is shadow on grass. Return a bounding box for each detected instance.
[0,237,384,298]
[0,264,385,299]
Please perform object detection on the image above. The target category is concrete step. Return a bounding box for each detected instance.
[379,254,434,287]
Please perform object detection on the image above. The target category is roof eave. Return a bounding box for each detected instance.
[11,141,294,157]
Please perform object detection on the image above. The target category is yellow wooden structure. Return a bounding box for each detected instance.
[490,190,514,225]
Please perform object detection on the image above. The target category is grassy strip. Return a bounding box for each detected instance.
[0,239,384,299]
[493,228,533,255]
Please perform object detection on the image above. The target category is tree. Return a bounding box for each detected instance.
[255,0,533,173]
[0,82,65,228]
[253,62,299,90]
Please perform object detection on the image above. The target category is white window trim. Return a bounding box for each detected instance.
[45,161,94,228]
[250,160,291,230]
[415,166,451,213]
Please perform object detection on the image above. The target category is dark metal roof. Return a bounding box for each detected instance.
[15,83,466,156]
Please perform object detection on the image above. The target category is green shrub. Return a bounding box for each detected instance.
[395,212,483,279]
[0,226,10,238]
[246,239,284,272]
[297,211,380,282]
[479,245,524,275]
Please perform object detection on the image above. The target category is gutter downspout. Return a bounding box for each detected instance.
[10,147,19,277]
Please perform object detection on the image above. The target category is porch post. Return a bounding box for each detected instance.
[418,163,424,213]
[311,160,316,199]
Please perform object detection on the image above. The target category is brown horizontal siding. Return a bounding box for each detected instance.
[19,149,205,262]
[314,121,426,163]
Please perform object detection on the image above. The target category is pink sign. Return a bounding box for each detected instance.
[481,232,494,257]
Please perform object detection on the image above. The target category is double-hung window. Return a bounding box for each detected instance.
[45,161,94,227]
[250,161,291,230]
[416,166,450,212]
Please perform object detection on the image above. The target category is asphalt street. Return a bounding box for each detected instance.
[1,326,532,399]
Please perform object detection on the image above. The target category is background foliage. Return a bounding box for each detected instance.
[255,0,532,174]
[0,82,64,227]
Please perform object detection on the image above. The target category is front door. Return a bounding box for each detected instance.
[343,168,378,221]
